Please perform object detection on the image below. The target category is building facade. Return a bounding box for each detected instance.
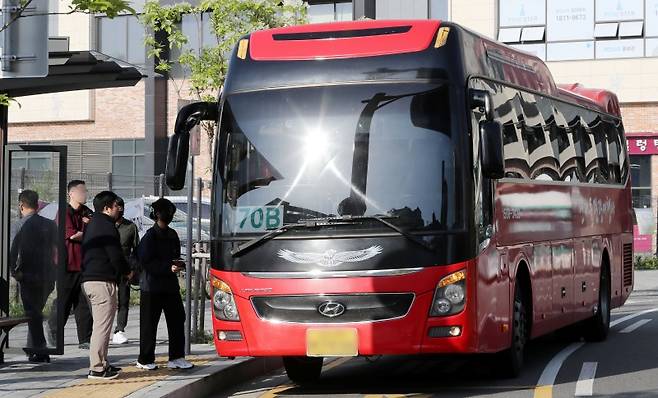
[9,0,658,252]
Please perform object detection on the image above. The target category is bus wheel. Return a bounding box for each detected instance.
[498,283,528,378]
[283,356,323,385]
[583,265,611,342]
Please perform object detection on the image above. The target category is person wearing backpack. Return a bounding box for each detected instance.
[135,198,193,371]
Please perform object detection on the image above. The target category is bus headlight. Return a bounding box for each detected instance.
[212,277,240,321]
[430,270,466,317]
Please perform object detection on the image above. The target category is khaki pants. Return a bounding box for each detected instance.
[82,281,117,372]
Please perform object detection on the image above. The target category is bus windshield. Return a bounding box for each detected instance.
[216,82,461,237]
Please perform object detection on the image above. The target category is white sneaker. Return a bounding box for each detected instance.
[112,331,129,345]
[167,358,194,369]
[136,361,158,370]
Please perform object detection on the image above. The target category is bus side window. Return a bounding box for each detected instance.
[522,92,558,181]
[617,122,629,183]
[499,87,530,179]
[590,117,610,184]
[569,120,588,183]
[605,118,623,184]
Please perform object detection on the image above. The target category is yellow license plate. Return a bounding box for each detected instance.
[306,328,358,357]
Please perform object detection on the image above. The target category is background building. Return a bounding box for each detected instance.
[9,0,658,252]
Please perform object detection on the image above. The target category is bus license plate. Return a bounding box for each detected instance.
[306,328,358,357]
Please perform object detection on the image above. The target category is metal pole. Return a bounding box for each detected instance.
[158,173,165,198]
[184,157,194,354]
[196,178,202,242]
[192,243,200,341]
[0,104,9,361]
[194,178,202,341]
[199,248,206,337]
[19,167,25,191]
[107,172,112,192]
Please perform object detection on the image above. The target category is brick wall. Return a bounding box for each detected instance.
[7,82,146,142]
[620,103,658,133]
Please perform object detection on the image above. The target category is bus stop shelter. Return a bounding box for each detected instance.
[0,51,142,362]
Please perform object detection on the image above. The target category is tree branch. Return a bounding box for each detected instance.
[0,0,35,34]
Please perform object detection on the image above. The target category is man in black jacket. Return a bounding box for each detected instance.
[10,190,56,363]
[82,191,132,380]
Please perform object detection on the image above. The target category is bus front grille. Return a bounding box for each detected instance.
[623,243,633,287]
[251,293,415,324]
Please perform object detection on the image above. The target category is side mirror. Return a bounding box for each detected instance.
[166,102,218,190]
[480,120,505,179]
[470,89,494,121]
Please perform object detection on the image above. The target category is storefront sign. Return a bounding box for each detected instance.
[595,0,643,22]
[634,209,655,254]
[627,136,658,155]
[596,38,644,59]
[500,0,546,27]
[634,225,653,253]
[547,0,595,41]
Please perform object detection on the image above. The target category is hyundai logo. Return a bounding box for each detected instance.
[318,301,346,318]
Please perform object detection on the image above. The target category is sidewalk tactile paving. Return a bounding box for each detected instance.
[41,355,213,398]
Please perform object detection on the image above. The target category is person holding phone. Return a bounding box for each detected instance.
[135,198,193,371]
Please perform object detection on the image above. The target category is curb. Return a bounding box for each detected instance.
[154,356,283,398]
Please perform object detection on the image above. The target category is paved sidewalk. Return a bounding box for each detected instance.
[0,304,261,398]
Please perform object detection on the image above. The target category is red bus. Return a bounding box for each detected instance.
[166,20,634,381]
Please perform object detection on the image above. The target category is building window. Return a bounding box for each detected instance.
[429,0,449,20]
[630,155,652,208]
[112,139,145,199]
[308,1,353,23]
[97,15,146,65]
[11,143,53,171]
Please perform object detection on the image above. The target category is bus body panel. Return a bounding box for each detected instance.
[210,262,488,357]
[203,20,634,361]
[494,180,633,339]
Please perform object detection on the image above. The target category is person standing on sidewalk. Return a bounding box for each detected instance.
[47,180,93,349]
[10,190,57,363]
[136,198,193,371]
[112,197,140,345]
[82,191,132,380]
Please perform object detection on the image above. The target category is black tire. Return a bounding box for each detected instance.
[283,356,323,385]
[497,282,528,378]
[583,264,611,342]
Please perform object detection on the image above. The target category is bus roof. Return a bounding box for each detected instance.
[241,20,620,117]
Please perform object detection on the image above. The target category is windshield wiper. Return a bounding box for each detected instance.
[300,215,435,252]
[230,221,322,257]
[230,215,434,257]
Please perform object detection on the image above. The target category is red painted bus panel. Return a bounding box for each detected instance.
[558,83,622,117]
[249,20,441,61]
[210,261,492,357]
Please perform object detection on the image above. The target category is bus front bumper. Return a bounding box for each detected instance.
[209,263,482,357]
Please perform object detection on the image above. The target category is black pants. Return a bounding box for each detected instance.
[20,281,54,351]
[47,271,93,344]
[114,282,130,333]
[138,291,185,364]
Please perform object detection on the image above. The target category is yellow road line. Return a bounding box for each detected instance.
[323,356,353,371]
[259,356,354,397]
[534,385,552,398]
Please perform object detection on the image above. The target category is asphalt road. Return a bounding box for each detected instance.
[213,271,658,398]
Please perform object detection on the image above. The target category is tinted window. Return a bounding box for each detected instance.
[494,86,530,179]
[474,79,626,186]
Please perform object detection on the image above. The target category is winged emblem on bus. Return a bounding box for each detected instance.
[277,246,384,268]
